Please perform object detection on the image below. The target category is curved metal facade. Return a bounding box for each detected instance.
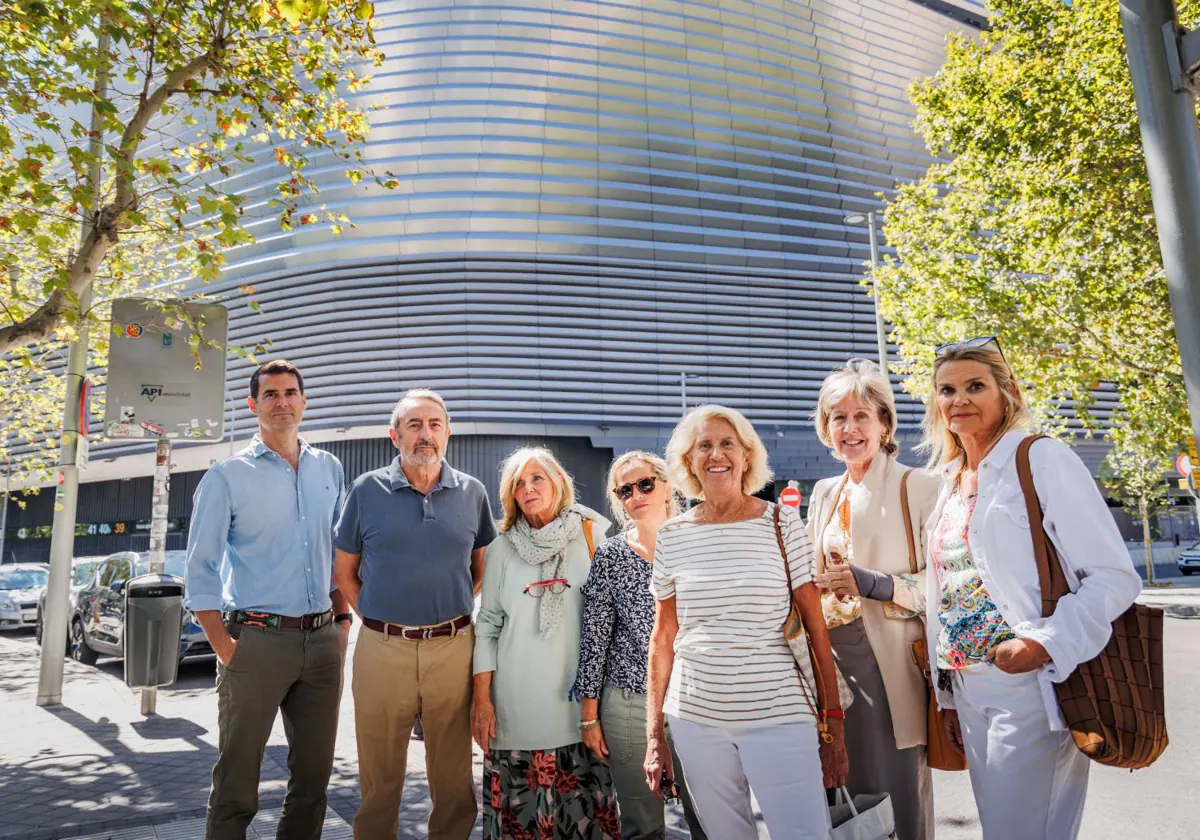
[113,0,985,478]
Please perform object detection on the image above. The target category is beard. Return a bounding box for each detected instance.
[404,445,441,467]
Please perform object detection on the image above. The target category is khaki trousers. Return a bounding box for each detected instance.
[352,624,476,840]
[206,621,346,840]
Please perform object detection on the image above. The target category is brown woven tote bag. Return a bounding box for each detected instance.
[1016,436,1168,769]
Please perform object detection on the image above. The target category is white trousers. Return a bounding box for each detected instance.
[954,666,1091,840]
[668,715,829,840]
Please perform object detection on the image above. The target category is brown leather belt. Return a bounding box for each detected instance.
[362,614,471,640]
[226,609,333,630]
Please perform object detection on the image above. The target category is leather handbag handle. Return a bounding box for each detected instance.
[899,468,918,576]
[774,502,795,592]
[583,519,595,560]
[814,473,850,574]
[1015,434,1069,618]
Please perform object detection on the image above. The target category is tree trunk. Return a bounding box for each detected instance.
[1141,498,1155,585]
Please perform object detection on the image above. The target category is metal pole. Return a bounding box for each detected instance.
[37,31,110,707]
[1120,0,1200,466]
[140,436,171,716]
[0,466,9,564]
[866,212,889,373]
[680,371,687,417]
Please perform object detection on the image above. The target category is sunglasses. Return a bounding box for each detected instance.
[615,476,658,501]
[524,578,570,598]
[661,773,681,801]
[934,335,1003,358]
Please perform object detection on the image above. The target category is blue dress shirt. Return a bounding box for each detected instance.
[185,435,345,616]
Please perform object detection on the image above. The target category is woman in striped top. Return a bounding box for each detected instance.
[643,405,848,840]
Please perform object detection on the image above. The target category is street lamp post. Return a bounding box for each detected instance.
[679,372,700,416]
[844,211,889,373]
[1119,0,1200,481]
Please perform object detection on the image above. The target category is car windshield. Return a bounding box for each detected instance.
[0,568,48,590]
[135,551,187,578]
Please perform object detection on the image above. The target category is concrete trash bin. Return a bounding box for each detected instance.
[124,574,184,688]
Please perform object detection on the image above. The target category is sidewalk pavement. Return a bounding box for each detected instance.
[0,627,696,840]
[1138,574,1200,619]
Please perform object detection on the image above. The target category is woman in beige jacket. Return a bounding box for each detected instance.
[807,359,940,840]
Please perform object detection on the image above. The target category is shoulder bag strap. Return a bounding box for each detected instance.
[774,502,795,592]
[899,468,918,576]
[1015,434,1064,618]
[814,473,850,574]
[583,519,595,560]
[774,503,825,723]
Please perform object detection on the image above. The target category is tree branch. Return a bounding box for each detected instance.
[0,40,224,355]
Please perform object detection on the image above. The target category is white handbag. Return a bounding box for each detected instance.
[828,786,896,840]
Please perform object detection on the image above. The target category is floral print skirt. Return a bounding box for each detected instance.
[483,741,621,840]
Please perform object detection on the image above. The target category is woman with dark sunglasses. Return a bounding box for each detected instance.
[574,451,708,840]
[472,446,619,839]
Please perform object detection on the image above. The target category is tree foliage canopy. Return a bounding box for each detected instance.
[0,0,382,479]
[877,0,1193,481]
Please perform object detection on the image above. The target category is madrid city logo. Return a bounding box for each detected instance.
[139,384,190,402]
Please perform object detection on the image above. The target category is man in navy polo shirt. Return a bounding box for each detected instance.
[333,389,496,840]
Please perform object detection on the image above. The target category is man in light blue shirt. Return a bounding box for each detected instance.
[186,359,350,840]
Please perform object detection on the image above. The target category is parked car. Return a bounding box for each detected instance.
[0,563,50,630]
[35,556,107,648]
[68,550,213,666]
[1177,541,1200,576]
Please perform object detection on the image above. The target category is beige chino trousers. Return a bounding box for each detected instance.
[352,624,476,840]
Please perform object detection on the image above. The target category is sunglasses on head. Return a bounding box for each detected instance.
[524,578,570,598]
[615,476,658,501]
[934,335,1003,358]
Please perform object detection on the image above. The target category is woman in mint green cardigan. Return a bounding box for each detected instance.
[472,445,617,839]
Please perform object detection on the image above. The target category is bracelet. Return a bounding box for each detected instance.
[579,719,600,730]
[335,613,354,624]
[823,708,845,720]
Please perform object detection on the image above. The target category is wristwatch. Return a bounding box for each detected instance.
[335,613,354,625]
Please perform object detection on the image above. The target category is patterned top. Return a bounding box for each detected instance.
[576,534,656,698]
[819,489,863,629]
[934,489,1016,669]
[651,503,816,728]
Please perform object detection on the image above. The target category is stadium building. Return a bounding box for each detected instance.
[12,0,1104,564]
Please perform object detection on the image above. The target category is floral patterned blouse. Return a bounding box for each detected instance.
[934,488,1016,670]
[575,534,656,697]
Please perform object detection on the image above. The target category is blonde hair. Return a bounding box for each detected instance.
[606,451,681,528]
[665,404,774,500]
[391,388,450,428]
[813,359,899,459]
[497,446,576,532]
[922,344,1033,470]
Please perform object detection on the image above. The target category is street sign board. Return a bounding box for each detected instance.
[1177,452,1191,478]
[779,486,802,508]
[105,299,228,441]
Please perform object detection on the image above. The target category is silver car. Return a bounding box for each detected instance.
[69,550,213,666]
[36,556,107,647]
[0,564,51,630]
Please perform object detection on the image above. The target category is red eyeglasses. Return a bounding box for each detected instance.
[524,578,570,598]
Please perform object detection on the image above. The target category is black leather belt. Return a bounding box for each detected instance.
[226,609,333,630]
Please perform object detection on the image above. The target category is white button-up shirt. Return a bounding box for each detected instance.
[924,429,1141,729]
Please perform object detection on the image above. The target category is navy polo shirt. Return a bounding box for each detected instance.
[333,458,497,625]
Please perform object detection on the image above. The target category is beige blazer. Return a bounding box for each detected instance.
[807,453,940,749]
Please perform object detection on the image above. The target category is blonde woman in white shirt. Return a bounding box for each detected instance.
[923,338,1140,840]
[808,359,940,840]
[643,405,847,840]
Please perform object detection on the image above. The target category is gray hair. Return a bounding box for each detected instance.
[390,388,450,429]
[813,359,899,458]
